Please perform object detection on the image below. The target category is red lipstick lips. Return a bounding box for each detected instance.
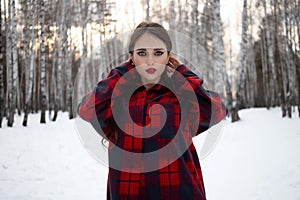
[146,68,156,74]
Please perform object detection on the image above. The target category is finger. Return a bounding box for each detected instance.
[167,61,176,69]
[170,56,180,64]
[169,57,180,68]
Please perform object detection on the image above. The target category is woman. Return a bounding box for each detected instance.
[78,22,227,200]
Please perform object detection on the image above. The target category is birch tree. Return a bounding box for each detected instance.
[200,1,214,86]
[0,0,4,127]
[5,0,11,126]
[79,0,89,97]
[283,0,297,118]
[226,19,234,112]
[211,0,228,104]
[273,0,287,117]
[40,0,47,123]
[0,0,119,126]
[22,0,36,126]
[262,0,277,107]
[260,26,271,108]
[7,0,19,127]
[152,0,163,24]
[191,0,199,65]
[244,2,257,108]
[296,0,300,117]
[176,0,183,50]
[145,0,150,21]
[5,0,13,125]
[232,0,248,122]
[52,0,67,121]
[168,0,176,31]
[200,1,211,53]
[66,31,73,119]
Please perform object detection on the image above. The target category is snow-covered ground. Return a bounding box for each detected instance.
[0,107,299,200]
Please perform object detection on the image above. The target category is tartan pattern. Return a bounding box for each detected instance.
[78,61,227,200]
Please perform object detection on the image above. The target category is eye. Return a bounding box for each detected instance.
[137,51,147,56]
[154,51,164,56]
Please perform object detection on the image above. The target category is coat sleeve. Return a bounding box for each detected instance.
[171,64,227,136]
[77,67,123,138]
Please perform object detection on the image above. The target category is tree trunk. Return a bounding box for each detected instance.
[274,1,287,117]
[260,27,270,109]
[263,0,277,107]
[211,0,226,101]
[200,1,214,87]
[52,0,67,121]
[232,0,248,122]
[191,0,199,66]
[6,0,12,127]
[65,31,73,119]
[49,51,57,121]
[0,0,4,127]
[296,60,300,117]
[145,0,150,21]
[247,5,257,108]
[7,0,19,127]
[283,0,296,118]
[294,0,300,117]
[40,0,47,123]
[22,0,36,126]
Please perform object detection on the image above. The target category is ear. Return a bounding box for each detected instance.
[129,54,134,62]
[167,52,171,64]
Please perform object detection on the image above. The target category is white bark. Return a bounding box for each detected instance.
[231,0,248,122]
[146,0,150,21]
[40,0,47,123]
[297,0,300,53]
[5,0,11,118]
[53,0,68,121]
[22,0,36,126]
[260,27,271,108]
[153,0,163,24]
[237,0,248,98]
[0,0,4,127]
[7,0,19,127]
[24,0,35,105]
[283,0,297,117]
[211,0,226,100]
[65,31,73,119]
[200,1,214,87]
[79,0,88,95]
[262,0,277,106]
[200,1,209,51]
[175,0,183,52]
[191,0,199,66]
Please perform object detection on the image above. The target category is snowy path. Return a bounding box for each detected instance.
[0,108,300,200]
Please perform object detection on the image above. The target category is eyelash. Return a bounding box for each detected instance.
[137,51,164,57]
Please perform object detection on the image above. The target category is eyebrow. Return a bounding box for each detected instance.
[135,48,166,51]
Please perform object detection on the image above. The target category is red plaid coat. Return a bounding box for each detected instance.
[78,61,227,200]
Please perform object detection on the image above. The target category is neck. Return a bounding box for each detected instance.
[143,83,156,90]
[140,77,161,90]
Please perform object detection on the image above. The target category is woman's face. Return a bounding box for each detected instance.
[130,33,170,88]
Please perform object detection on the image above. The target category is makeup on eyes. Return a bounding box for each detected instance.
[134,48,167,57]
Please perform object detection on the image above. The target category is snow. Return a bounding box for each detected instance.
[199,108,300,200]
[0,107,300,200]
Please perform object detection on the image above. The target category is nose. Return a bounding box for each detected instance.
[147,54,154,65]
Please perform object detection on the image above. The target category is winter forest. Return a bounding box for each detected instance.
[0,0,299,128]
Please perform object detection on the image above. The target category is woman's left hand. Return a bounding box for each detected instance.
[166,56,182,77]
